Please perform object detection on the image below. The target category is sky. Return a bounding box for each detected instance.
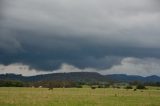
[0,0,160,76]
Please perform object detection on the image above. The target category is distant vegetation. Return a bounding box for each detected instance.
[0,79,156,91]
[1,72,160,83]
[0,72,160,89]
[0,80,25,87]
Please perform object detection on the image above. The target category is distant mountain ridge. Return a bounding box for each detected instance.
[0,72,160,83]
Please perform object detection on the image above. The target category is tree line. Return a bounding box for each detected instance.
[0,80,160,88]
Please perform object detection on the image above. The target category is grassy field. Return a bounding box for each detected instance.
[0,87,160,106]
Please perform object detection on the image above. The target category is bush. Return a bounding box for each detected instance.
[76,85,82,88]
[125,85,133,89]
[91,86,97,89]
[98,85,104,88]
[136,84,146,89]
[0,80,24,87]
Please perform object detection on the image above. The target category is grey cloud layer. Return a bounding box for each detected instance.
[0,0,160,74]
[1,0,160,48]
[1,57,160,76]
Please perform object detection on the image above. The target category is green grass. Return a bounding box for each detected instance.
[0,87,160,106]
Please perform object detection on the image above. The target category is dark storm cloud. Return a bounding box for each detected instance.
[0,0,4,17]
[0,0,160,72]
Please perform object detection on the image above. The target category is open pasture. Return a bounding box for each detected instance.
[0,87,160,106]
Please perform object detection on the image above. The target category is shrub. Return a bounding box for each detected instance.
[0,80,24,87]
[91,86,96,89]
[125,85,133,89]
[98,85,104,88]
[133,89,137,91]
[76,85,82,88]
[136,84,146,89]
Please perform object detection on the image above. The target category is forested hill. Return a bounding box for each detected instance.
[0,72,160,83]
